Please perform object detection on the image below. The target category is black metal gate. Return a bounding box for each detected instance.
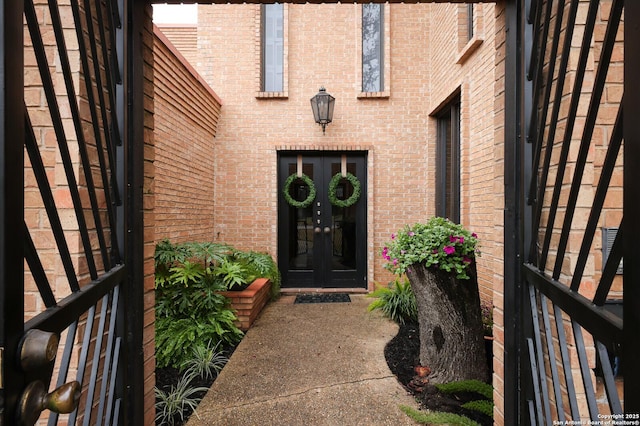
[0,0,145,424]
[505,0,640,423]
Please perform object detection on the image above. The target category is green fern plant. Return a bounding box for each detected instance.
[235,250,282,298]
[169,261,205,287]
[155,370,209,426]
[434,380,493,400]
[155,311,242,369]
[182,342,229,381]
[187,241,232,266]
[399,405,481,426]
[461,400,494,418]
[214,258,248,289]
[154,240,280,368]
[367,277,418,324]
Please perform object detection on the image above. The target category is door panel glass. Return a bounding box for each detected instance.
[286,163,314,270]
[330,162,357,271]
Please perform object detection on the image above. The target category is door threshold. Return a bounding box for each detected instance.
[281,287,368,294]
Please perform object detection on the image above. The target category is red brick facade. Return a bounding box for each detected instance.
[153,25,222,243]
[156,2,506,421]
[183,3,502,301]
[152,1,624,423]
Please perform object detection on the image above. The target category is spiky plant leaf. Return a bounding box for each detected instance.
[155,370,209,426]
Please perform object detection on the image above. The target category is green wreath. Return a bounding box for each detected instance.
[283,173,316,208]
[328,172,361,208]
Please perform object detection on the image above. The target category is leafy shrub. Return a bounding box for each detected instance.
[154,240,281,368]
[233,249,281,299]
[399,405,481,426]
[367,277,417,325]
[461,400,494,418]
[182,342,228,381]
[155,370,209,426]
[434,379,493,400]
[382,217,480,279]
[155,309,241,369]
[400,380,493,425]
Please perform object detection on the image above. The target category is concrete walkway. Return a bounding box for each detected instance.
[187,294,419,426]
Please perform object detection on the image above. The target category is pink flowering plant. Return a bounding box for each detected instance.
[381,217,480,280]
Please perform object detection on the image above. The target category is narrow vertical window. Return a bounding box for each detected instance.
[467,4,474,41]
[261,3,283,92]
[436,98,461,223]
[362,3,383,92]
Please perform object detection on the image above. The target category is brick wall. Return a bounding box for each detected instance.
[492,4,507,423]
[192,4,500,299]
[424,3,499,303]
[153,26,222,243]
[143,4,156,424]
[155,24,198,66]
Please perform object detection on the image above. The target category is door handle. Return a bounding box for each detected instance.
[16,329,81,425]
[324,227,331,234]
[18,381,81,425]
[19,329,58,371]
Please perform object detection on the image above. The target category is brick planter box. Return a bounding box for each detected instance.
[219,278,271,331]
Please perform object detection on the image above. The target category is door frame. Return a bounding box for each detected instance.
[277,151,368,289]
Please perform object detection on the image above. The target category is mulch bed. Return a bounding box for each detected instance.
[155,345,237,425]
[384,322,493,426]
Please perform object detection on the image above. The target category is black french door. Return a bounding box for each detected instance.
[278,152,367,288]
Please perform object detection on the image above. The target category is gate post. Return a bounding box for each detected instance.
[503,0,527,423]
[121,0,150,424]
[0,0,25,423]
[624,0,640,416]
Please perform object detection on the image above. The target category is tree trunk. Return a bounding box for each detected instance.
[406,262,488,384]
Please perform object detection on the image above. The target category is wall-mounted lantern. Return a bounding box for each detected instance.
[310,87,335,134]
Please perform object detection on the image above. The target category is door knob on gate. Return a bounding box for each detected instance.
[18,381,81,425]
[314,227,322,234]
[19,329,59,371]
[324,227,331,234]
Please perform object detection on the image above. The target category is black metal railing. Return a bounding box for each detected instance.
[521,0,626,422]
[20,0,129,423]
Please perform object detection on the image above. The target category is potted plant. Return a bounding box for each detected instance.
[382,217,488,383]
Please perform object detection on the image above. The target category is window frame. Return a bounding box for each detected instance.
[357,2,390,99]
[435,97,461,224]
[257,3,288,98]
[362,3,384,93]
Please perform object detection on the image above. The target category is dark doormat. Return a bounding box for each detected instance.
[294,293,351,304]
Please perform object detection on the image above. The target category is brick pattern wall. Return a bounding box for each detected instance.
[143,4,156,424]
[155,25,198,66]
[192,4,500,297]
[425,3,499,303]
[492,4,507,423]
[153,26,222,243]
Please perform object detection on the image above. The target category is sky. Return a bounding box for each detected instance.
[152,3,198,24]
